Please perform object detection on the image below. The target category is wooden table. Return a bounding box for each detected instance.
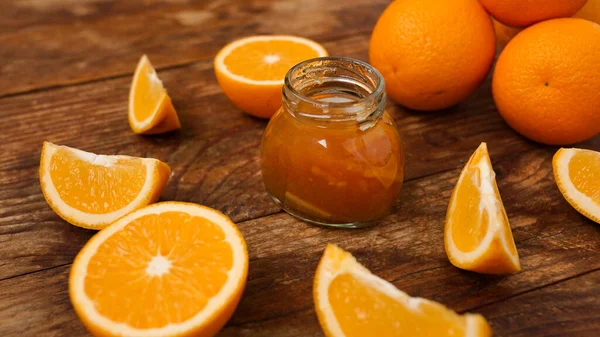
[1,1,599,336]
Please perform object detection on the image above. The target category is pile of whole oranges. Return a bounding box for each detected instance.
[369,0,600,145]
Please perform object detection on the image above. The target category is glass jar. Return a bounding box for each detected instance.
[260,57,404,228]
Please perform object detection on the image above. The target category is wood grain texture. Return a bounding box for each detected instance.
[1,148,599,336]
[477,270,600,337]
[1,32,579,281]
[0,0,388,97]
[2,0,600,336]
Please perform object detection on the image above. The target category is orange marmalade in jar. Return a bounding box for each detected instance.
[261,57,404,228]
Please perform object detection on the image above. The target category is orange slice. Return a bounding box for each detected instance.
[314,244,492,337]
[214,35,328,119]
[69,202,248,337]
[444,142,520,274]
[553,148,600,224]
[129,55,181,134]
[39,141,171,229]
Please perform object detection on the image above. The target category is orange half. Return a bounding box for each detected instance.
[129,55,181,134]
[214,35,328,118]
[69,202,249,337]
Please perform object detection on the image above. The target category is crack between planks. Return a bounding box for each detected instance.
[0,147,542,282]
[0,30,374,101]
[0,262,71,283]
[460,267,600,314]
[0,60,202,101]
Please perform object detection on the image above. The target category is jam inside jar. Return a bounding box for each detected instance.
[261,57,404,228]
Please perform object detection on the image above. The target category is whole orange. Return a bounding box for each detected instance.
[493,18,600,145]
[492,0,599,49]
[480,0,588,27]
[369,0,495,111]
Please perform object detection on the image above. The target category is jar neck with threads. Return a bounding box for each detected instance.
[281,57,386,128]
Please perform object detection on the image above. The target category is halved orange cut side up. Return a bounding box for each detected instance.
[444,142,520,274]
[214,35,328,118]
[553,148,600,224]
[314,244,492,337]
[129,55,181,134]
[70,202,248,337]
[39,141,171,229]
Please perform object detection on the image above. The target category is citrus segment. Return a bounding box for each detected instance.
[129,55,181,134]
[444,143,520,274]
[553,148,600,224]
[70,202,248,337]
[39,141,171,229]
[214,35,328,118]
[314,244,492,337]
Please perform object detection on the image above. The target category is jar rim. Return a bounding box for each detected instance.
[283,56,386,121]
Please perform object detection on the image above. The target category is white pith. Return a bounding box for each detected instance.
[146,255,172,277]
[554,148,600,222]
[41,142,161,228]
[70,202,248,337]
[129,55,168,129]
[214,35,328,85]
[315,246,485,337]
[445,144,519,268]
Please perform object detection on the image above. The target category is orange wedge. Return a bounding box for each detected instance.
[214,35,328,118]
[444,142,520,274]
[314,244,492,337]
[129,55,181,134]
[70,202,248,337]
[39,141,171,229]
[553,148,600,224]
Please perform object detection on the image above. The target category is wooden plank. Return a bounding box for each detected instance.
[1,32,569,281]
[1,148,599,336]
[1,29,599,284]
[0,0,388,97]
[477,270,600,337]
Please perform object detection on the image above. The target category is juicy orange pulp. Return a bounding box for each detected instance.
[131,59,166,121]
[223,39,324,81]
[70,202,248,337]
[214,35,328,118]
[40,142,171,229]
[84,212,233,328]
[49,147,147,214]
[448,148,516,255]
[314,244,492,337]
[129,55,180,134]
[568,151,600,202]
[328,274,470,336]
[444,143,520,274]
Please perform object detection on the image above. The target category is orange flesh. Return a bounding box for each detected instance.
[449,149,490,252]
[328,273,467,336]
[132,59,165,122]
[448,147,517,256]
[224,40,323,81]
[49,149,147,214]
[84,212,233,329]
[261,108,404,223]
[569,151,600,203]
